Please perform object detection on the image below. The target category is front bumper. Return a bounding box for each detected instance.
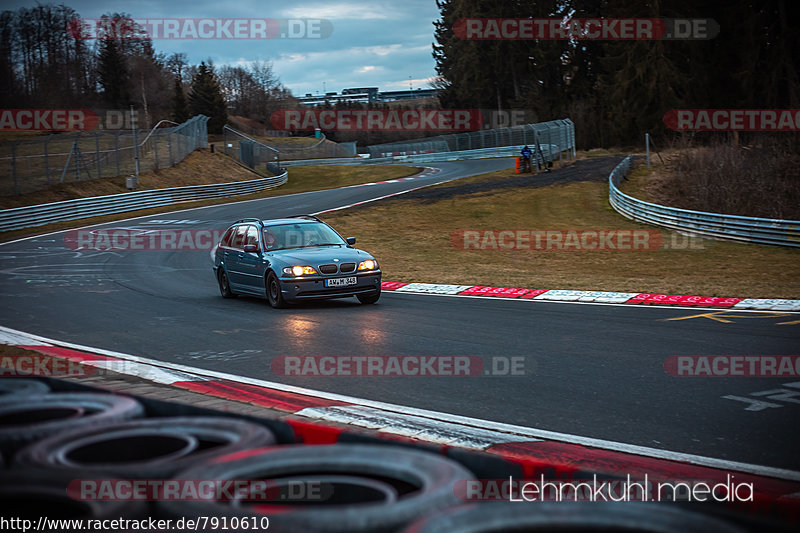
[279,271,382,301]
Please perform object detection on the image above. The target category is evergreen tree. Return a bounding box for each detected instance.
[189,61,227,133]
[172,76,189,123]
[97,37,129,108]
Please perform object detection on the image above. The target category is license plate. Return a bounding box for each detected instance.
[325,277,357,288]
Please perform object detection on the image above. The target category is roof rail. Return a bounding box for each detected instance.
[233,218,263,226]
[286,214,322,222]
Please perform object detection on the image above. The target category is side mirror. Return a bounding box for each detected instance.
[243,244,259,253]
[346,237,356,245]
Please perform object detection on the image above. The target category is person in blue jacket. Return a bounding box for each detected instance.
[520,145,532,172]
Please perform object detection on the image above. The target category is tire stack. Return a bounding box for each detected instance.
[0,380,149,527]
[0,377,788,532]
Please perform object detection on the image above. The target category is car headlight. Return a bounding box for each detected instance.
[357,259,378,271]
[283,266,317,276]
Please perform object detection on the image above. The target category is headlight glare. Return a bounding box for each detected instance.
[284,266,317,276]
[358,259,377,271]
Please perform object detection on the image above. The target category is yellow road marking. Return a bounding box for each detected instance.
[665,311,796,324]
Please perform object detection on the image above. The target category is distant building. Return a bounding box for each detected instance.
[297,86,437,106]
[377,88,438,101]
[342,87,379,101]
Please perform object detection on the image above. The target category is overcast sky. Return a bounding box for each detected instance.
[7,0,442,96]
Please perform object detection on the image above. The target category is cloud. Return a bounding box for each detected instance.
[45,0,443,96]
[281,2,402,20]
[272,44,403,66]
[356,65,382,73]
[281,53,308,63]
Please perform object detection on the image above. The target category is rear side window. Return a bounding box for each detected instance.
[231,226,248,249]
[220,227,235,247]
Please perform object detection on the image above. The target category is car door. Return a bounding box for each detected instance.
[224,225,248,287]
[237,225,268,293]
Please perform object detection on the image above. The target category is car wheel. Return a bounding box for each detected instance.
[218,269,236,298]
[357,290,380,305]
[266,272,288,308]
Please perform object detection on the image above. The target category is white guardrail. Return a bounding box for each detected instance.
[609,155,800,248]
[0,170,287,232]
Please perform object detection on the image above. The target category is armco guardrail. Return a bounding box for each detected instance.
[0,170,287,232]
[282,144,560,167]
[609,155,800,248]
[366,118,575,158]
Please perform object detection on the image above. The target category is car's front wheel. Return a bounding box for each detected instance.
[357,290,380,305]
[266,272,288,308]
[218,269,236,298]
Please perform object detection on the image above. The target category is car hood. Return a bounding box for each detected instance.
[266,245,374,264]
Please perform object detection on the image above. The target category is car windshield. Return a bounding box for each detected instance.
[261,222,346,251]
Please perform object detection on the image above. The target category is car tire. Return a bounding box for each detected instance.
[0,470,148,525]
[266,272,288,309]
[0,393,144,454]
[357,290,380,305]
[156,443,472,532]
[218,269,236,298]
[0,378,50,398]
[15,417,277,479]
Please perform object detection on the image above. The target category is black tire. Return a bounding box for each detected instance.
[401,501,746,533]
[15,416,277,479]
[0,393,144,454]
[229,475,399,507]
[357,289,380,305]
[218,268,236,298]
[0,378,50,397]
[266,271,288,308]
[0,470,147,526]
[156,443,473,532]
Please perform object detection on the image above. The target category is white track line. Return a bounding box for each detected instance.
[2,324,799,482]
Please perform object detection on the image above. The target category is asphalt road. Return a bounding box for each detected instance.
[1,156,798,470]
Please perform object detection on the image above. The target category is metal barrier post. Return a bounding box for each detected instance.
[11,142,18,195]
[114,132,121,176]
[44,136,51,185]
[153,130,159,168]
[95,134,101,179]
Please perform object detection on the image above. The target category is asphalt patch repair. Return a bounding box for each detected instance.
[399,155,626,203]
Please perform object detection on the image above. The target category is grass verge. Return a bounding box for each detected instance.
[323,166,800,298]
[0,149,264,210]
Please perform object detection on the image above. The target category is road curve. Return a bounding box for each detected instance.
[1,157,798,471]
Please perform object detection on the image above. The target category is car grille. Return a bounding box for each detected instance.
[339,262,356,273]
[319,264,338,274]
[298,287,376,297]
